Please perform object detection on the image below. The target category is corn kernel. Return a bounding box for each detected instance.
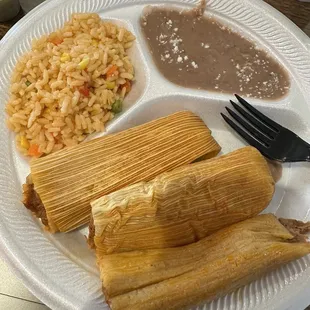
[78,57,90,70]
[20,136,30,149]
[60,53,70,62]
[106,81,115,90]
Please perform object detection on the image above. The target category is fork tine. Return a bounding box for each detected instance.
[225,107,270,146]
[221,113,268,155]
[235,94,281,132]
[230,100,276,139]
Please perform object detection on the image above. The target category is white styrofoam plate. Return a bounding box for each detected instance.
[0,0,310,309]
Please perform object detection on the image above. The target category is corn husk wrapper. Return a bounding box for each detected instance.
[29,111,220,232]
[90,146,274,254]
[100,214,310,310]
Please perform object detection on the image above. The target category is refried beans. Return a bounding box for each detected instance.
[140,6,290,100]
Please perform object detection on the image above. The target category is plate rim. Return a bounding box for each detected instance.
[0,0,310,309]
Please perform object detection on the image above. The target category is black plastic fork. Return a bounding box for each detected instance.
[221,94,310,162]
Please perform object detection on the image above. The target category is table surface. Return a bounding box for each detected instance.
[265,0,310,36]
[0,0,309,310]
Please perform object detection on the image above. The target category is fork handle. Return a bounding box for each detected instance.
[286,142,310,162]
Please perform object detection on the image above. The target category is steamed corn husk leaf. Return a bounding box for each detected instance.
[99,214,310,310]
[90,146,274,254]
[28,111,220,232]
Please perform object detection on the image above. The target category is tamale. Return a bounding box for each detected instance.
[23,111,220,232]
[89,146,275,254]
[99,214,310,310]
